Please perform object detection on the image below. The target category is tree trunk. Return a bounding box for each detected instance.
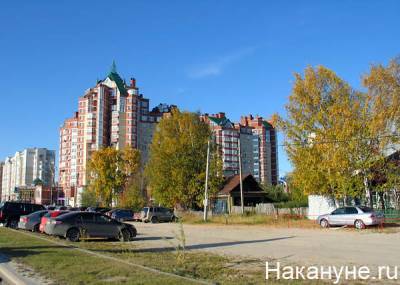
[369,189,374,209]
[378,192,385,210]
[364,175,374,208]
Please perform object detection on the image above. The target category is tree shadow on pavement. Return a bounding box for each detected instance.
[96,236,295,254]
[134,236,174,241]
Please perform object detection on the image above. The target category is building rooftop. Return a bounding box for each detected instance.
[106,66,127,95]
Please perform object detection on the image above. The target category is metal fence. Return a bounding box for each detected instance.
[230,203,308,216]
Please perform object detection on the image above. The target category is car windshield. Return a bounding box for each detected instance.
[358,206,373,213]
[0,202,4,209]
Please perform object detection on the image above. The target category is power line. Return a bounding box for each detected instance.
[278,134,400,147]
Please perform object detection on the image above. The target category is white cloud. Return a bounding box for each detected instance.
[187,46,257,79]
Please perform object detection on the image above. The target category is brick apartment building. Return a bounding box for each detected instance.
[0,162,3,200]
[202,113,278,185]
[59,63,173,205]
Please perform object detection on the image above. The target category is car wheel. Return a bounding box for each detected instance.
[8,219,18,229]
[354,219,366,230]
[66,228,80,242]
[130,228,137,238]
[320,219,329,228]
[118,229,130,242]
[33,224,40,232]
[151,216,158,224]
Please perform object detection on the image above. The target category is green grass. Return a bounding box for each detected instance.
[0,227,320,285]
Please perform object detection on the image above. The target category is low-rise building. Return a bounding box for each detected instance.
[17,185,64,205]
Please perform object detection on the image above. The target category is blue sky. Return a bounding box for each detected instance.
[1,1,399,176]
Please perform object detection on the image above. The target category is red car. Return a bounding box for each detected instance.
[39,211,69,233]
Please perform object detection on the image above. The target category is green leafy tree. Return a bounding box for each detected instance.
[80,187,98,207]
[33,178,43,186]
[118,174,146,210]
[261,183,289,203]
[145,109,223,209]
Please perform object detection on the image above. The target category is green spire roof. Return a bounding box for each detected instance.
[263,120,273,129]
[106,61,127,95]
[110,60,117,73]
[208,116,225,125]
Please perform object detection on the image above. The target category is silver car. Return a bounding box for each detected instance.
[140,207,177,223]
[317,206,384,229]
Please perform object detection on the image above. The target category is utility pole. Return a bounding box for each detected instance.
[203,140,211,221]
[238,135,244,214]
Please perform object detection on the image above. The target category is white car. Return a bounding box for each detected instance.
[317,206,384,229]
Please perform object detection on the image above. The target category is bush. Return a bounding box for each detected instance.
[262,184,289,202]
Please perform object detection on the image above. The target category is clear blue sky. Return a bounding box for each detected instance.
[1,1,399,176]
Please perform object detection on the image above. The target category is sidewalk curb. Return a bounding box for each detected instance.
[0,254,41,285]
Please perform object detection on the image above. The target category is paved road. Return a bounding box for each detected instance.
[131,222,400,268]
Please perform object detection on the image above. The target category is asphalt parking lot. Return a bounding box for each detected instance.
[130,222,400,268]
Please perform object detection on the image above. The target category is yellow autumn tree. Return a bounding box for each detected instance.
[279,59,400,207]
[86,147,141,207]
[279,66,368,200]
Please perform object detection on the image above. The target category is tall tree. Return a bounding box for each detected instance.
[86,147,141,207]
[145,109,223,209]
[118,173,146,210]
[361,58,400,207]
[280,60,400,207]
[279,66,367,200]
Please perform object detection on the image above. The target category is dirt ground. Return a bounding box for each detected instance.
[130,222,400,269]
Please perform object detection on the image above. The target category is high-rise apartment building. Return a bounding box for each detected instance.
[1,148,55,201]
[201,113,278,185]
[0,162,3,200]
[59,64,171,205]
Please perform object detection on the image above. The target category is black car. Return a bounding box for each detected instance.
[86,207,111,213]
[0,201,45,228]
[44,212,137,242]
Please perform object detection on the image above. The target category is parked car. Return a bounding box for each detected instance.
[69,207,87,212]
[39,210,69,233]
[133,212,142,221]
[44,212,137,242]
[55,206,68,211]
[86,207,111,213]
[18,210,48,232]
[109,209,134,222]
[0,201,45,228]
[140,206,177,223]
[317,206,384,229]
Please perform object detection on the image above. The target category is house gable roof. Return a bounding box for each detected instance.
[219,174,263,195]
